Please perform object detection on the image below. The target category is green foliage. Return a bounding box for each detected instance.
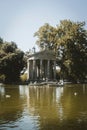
[1,41,17,53]
[0,39,25,83]
[34,23,57,50]
[57,20,87,82]
[0,37,3,49]
[35,20,87,82]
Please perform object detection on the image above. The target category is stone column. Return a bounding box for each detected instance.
[37,64,40,80]
[40,59,43,80]
[37,66,39,78]
[47,60,50,80]
[27,60,30,80]
[33,60,36,80]
[27,60,33,80]
[35,60,37,79]
[30,60,33,80]
[53,60,56,80]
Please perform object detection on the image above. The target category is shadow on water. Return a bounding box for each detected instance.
[0,84,87,130]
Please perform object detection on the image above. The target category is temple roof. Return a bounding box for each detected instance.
[28,50,56,60]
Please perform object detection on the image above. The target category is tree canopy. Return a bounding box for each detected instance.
[34,20,87,82]
[34,23,57,50]
[0,40,25,83]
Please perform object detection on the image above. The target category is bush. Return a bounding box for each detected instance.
[20,73,27,82]
[0,74,5,82]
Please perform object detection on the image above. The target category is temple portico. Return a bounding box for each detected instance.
[27,50,56,81]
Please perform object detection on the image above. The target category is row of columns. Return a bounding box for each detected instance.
[27,59,56,81]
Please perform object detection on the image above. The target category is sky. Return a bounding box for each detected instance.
[0,0,87,52]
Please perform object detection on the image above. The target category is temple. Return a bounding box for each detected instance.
[27,50,56,82]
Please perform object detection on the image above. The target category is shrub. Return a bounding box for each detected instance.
[20,73,27,82]
[0,74,5,82]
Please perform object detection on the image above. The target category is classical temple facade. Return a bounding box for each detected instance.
[27,50,56,81]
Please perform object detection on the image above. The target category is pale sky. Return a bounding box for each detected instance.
[0,0,87,52]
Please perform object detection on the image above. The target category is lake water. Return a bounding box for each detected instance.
[0,84,87,130]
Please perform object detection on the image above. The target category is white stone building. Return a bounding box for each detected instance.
[27,50,56,82]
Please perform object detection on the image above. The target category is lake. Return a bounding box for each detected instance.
[0,84,87,130]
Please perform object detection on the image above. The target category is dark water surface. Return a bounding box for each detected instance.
[0,84,87,130]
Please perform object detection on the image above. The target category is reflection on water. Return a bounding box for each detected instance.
[0,84,87,130]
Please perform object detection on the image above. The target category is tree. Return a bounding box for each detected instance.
[0,37,3,49]
[56,20,87,82]
[34,20,87,82]
[34,23,57,51]
[0,40,25,83]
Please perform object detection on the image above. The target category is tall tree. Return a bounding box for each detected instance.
[56,20,87,82]
[0,41,25,83]
[34,23,57,51]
